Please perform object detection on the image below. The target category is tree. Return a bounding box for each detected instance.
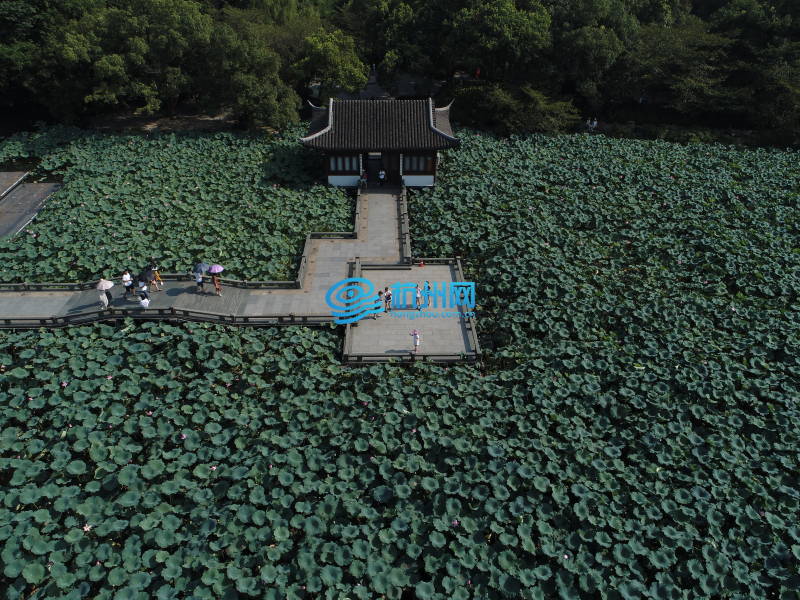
[610,17,732,115]
[292,30,367,97]
[561,25,624,106]
[443,0,551,80]
[756,44,800,140]
[203,20,299,128]
[453,82,578,134]
[25,0,216,119]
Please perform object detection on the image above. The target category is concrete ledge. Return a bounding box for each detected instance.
[0,172,28,199]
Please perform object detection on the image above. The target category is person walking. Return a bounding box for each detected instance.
[97,278,114,307]
[373,290,384,319]
[138,280,150,301]
[211,273,222,297]
[139,294,150,308]
[195,270,205,294]
[410,329,421,353]
[415,284,423,310]
[384,286,392,312]
[148,258,163,291]
[378,169,386,187]
[98,290,109,310]
[121,269,134,297]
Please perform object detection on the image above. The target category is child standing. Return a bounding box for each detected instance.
[410,329,421,353]
[212,273,222,297]
[384,287,392,312]
[195,271,205,294]
[148,259,163,291]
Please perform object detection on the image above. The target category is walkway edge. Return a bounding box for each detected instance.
[0,172,28,200]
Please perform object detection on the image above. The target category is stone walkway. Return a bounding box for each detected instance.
[0,185,479,363]
[0,172,28,198]
[0,183,61,237]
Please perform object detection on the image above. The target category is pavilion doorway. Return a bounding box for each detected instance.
[364,152,400,186]
[365,152,382,183]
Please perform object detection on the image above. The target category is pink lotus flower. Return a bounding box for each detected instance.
[61,381,68,387]
[362,401,368,406]
[146,411,152,416]
[452,519,459,526]
[269,464,273,468]
[468,580,471,586]
[83,524,92,532]
[180,433,187,440]
[210,466,217,471]
[106,375,113,380]
[411,428,417,433]
[96,561,101,566]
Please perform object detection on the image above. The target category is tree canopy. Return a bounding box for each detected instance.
[0,0,798,141]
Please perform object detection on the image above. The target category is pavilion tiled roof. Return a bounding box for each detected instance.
[300,98,459,152]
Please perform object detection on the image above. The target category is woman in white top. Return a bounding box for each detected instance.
[121,270,133,297]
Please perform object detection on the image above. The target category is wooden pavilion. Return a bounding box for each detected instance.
[300,98,459,187]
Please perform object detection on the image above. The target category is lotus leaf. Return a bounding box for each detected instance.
[22,561,46,584]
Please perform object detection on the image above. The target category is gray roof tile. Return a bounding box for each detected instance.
[301,99,458,152]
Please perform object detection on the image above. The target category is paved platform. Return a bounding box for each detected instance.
[0,187,479,363]
[0,172,27,199]
[345,264,476,361]
[0,183,61,237]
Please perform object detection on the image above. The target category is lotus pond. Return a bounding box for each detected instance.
[1,130,799,599]
[0,127,349,282]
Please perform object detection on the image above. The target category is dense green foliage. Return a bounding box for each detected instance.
[0,131,799,599]
[0,0,364,127]
[2,1,799,140]
[0,128,349,282]
[412,131,800,363]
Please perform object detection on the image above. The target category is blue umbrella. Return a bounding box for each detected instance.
[193,262,210,274]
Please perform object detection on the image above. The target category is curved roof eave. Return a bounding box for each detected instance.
[299,98,334,144]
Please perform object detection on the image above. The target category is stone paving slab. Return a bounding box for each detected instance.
[0,291,77,317]
[0,183,61,237]
[0,172,27,199]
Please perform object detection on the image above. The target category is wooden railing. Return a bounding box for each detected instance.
[398,186,412,264]
[0,272,297,292]
[0,306,335,329]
